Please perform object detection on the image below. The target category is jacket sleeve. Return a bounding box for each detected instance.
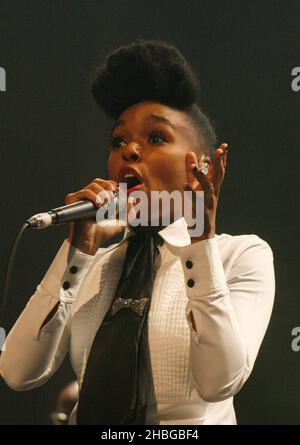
[0,239,94,391]
[177,234,275,402]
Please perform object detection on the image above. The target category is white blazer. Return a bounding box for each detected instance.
[0,217,275,425]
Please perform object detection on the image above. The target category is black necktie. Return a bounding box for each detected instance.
[76,225,164,425]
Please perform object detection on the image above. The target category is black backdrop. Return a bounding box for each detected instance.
[0,0,299,425]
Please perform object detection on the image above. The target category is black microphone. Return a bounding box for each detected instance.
[26,192,118,229]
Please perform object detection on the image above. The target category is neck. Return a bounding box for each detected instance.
[129,223,164,237]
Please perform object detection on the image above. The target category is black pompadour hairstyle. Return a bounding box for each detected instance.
[91,39,217,156]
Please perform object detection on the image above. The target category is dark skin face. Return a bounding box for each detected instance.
[66,100,228,257]
[107,100,209,223]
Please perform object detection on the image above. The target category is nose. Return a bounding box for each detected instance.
[122,143,142,163]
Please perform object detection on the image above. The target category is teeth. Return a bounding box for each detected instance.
[124,174,136,179]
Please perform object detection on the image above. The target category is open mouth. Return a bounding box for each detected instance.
[122,175,143,193]
[118,166,145,195]
[124,175,142,190]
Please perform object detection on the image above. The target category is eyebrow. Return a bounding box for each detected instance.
[110,114,177,136]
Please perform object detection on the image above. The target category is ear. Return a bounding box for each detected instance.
[200,153,212,166]
[185,151,199,187]
[199,153,213,179]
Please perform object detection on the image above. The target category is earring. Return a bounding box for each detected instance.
[199,154,209,175]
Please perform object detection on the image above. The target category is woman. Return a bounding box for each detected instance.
[0,39,275,425]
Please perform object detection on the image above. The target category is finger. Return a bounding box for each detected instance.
[223,145,229,169]
[93,178,118,192]
[213,143,228,166]
[214,143,228,155]
[213,149,225,183]
[67,189,101,207]
[88,183,112,205]
[212,143,229,193]
[87,182,103,194]
[65,192,79,205]
[93,184,117,203]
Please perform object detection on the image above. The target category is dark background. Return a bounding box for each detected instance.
[0,0,299,424]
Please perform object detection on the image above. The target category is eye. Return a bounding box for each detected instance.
[109,129,167,150]
[148,130,167,144]
[109,134,126,150]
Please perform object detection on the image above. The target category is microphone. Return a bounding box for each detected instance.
[27,192,118,229]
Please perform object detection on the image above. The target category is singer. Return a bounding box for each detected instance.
[0,39,275,425]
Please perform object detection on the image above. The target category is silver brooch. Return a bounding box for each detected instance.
[111,297,150,317]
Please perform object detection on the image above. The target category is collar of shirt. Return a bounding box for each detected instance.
[120,217,191,248]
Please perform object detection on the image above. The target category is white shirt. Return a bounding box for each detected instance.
[0,217,275,425]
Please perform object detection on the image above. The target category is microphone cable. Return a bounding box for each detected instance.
[0,223,30,324]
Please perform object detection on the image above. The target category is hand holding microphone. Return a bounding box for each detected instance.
[27,178,134,255]
[66,178,126,255]
[1,178,128,318]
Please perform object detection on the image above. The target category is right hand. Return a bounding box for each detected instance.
[65,178,132,255]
